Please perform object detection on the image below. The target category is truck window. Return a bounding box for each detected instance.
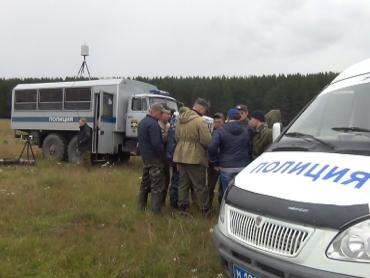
[64,88,91,110]
[149,97,177,111]
[39,89,63,110]
[132,98,142,111]
[141,98,148,111]
[14,89,37,110]
[102,93,113,117]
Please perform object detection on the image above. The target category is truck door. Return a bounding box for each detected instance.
[92,93,100,154]
[93,91,115,154]
[126,96,148,138]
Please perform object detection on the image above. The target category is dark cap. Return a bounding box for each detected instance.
[213,112,225,119]
[236,104,248,112]
[251,111,266,122]
[227,108,241,120]
[194,98,210,110]
[227,108,240,117]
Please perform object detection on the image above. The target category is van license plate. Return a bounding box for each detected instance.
[233,264,259,278]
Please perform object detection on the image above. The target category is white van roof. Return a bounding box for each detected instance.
[15,78,126,90]
[331,58,370,84]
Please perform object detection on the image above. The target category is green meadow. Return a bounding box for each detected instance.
[0,119,224,277]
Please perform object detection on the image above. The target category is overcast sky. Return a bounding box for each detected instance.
[1,0,370,78]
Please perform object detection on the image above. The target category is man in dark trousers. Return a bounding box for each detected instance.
[208,108,252,195]
[166,108,180,209]
[173,98,212,215]
[138,103,165,214]
[249,111,272,160]
[78,118,92,167]
[206,112,225,210]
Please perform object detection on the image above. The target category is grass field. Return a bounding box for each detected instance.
[0,119,225,277]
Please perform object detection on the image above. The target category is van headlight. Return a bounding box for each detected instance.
[217,179,234,235]
[217,198,228,235]
[219,198,226,224]
[327,219,370,262]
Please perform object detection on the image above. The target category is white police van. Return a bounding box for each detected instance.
[214,58,370,277]
[11,79,178,162]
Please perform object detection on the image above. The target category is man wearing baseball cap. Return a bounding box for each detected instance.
[235,104,249,126]
[208,108,252,195]
[137,103,166,214]
[249,110,272,159]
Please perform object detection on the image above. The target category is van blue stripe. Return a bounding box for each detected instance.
[11,116,95,123]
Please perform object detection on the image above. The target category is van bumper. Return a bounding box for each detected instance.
[213,225,359,278]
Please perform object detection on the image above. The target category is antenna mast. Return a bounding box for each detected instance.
[77,44,91,79]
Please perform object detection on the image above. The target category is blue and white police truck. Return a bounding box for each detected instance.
[11,79,178,162]
[214,58,370,277]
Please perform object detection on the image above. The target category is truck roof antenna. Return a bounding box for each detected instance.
[77,44,91,80]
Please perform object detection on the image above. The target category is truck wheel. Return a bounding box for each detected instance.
[67,136,81,163]
[42,134,66,161]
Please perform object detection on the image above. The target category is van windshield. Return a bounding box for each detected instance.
[281,82,370,154]
[149,97,178,111]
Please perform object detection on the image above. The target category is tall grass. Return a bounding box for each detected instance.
[0,120,224,277]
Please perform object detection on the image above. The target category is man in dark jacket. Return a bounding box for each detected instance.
[206,112,225,210]
[208,108,252,195]
[138,103,165,214]
[166,109,180,209]
[78,118,92,167]
[159,106,171,206]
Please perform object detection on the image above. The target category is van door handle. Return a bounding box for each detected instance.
[100,130,104,135]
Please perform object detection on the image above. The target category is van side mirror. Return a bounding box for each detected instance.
[272,122,282,141]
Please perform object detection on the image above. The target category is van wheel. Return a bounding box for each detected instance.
[42,134,66,161]
[67,136,81,163]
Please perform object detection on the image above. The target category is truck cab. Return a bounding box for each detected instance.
[125,92,178,138]
[214,59,370,277]
[120,92,178,154]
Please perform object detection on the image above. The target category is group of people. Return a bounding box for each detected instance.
[137,98,279,215]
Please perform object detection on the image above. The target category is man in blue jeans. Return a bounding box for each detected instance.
[208,108,252,195]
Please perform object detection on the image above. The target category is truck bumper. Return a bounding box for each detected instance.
[213,225,358,278]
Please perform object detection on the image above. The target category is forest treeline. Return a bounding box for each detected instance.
[0,73,337,124]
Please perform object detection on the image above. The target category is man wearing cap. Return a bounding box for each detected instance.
[158,105,171,205]
[249,111,273,160]
[213,113,225,130]
[159,105,171,144]
[173,98,212,215]
[208,108,252,195]
[166,106,190,209]
[206,112,225,210]
[78,117,93,168]
[137,103,165,214]
[236,104,249,126]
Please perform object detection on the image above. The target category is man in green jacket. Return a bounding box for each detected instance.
[265,109,282,128]
[249,111,273,160]
[173,98,212,215]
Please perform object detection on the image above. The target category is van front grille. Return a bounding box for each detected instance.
[228,207,313,257]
